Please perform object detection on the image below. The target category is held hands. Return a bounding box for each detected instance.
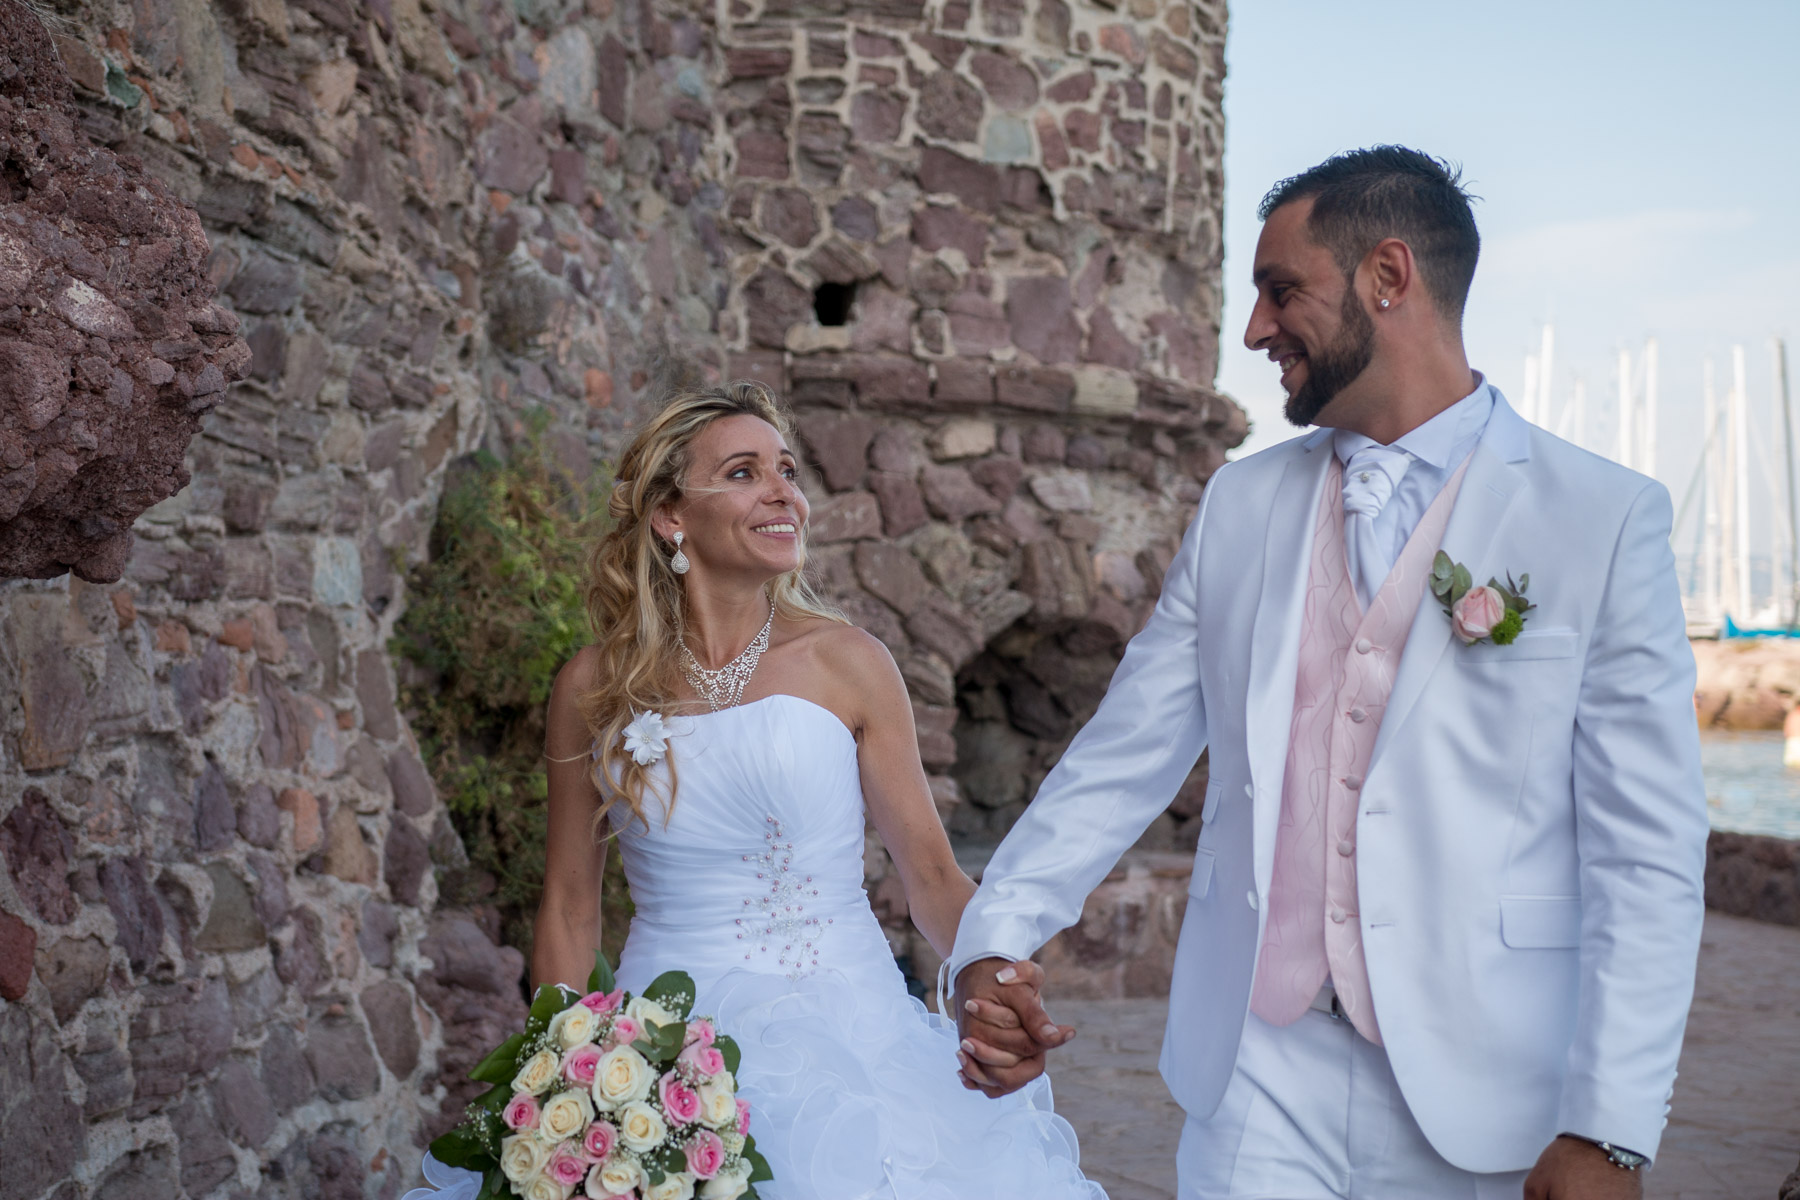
[952,957,1076,1098]
[1523,1136,1644,1200]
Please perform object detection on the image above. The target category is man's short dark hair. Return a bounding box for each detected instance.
[1258,146,1480,323]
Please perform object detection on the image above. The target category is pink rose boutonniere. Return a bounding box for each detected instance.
[1431,551,1536,646]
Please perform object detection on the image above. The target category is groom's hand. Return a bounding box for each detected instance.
[1523,1137,1643,1200]
[952,957,1075,1098]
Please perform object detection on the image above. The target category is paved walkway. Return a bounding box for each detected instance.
[1049,912,1800,1200]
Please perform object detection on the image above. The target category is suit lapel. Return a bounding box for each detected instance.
[1371,396,1533,766]
[1245,432,1333,887]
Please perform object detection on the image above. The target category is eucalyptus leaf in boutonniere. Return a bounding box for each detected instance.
[1430,551,1537,646]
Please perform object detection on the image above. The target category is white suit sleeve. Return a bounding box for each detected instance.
[1556,480,1708,1161]
[945,468,1218,987]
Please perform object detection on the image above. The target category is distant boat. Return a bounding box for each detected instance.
[1722,614,1800,639]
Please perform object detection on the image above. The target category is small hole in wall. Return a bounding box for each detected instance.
[813,282,855,327]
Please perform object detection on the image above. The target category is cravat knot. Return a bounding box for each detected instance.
[1341,446,1410,520]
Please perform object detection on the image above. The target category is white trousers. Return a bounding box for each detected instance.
[1176,1009,1530,1200]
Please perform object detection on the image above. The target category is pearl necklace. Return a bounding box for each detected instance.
[679,605,774,712]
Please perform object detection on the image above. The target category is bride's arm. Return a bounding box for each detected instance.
[533,648,609,992]
[836,630,975,959]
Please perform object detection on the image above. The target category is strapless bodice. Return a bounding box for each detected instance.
[608,694,883,983]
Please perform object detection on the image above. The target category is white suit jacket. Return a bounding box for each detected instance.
[950,394,1708,1171]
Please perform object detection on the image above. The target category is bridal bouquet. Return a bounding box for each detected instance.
[430,953,771,1200]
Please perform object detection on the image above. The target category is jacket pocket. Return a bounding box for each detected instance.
[1189,850,1216,900]
[1461,627,1579,662]
[1499,895,1583,948]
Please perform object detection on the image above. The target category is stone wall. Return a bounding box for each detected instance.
[0,0,1238,1195]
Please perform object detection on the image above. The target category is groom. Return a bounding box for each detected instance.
[946,147,1708,1198]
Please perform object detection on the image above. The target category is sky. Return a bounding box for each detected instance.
[1215,1,1800,609]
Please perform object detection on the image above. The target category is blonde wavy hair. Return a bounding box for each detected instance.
[579,380,845,832]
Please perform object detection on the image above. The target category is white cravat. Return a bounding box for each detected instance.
[1341,445,1413,608]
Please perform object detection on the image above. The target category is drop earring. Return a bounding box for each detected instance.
[669,531,690,575]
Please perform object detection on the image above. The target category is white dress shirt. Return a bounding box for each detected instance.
[1331,378,1495,602]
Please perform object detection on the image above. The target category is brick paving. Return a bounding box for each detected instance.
[1048,912,1800,1200]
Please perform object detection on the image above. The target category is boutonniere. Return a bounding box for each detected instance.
[620,710,671,765]
[1430,551,1537,646]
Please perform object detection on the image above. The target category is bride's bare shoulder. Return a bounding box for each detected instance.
[550,645,603,710]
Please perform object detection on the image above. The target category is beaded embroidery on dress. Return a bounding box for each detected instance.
[606,694,1102,1200]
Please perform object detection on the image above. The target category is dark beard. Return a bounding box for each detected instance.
[1283,287,1376,427]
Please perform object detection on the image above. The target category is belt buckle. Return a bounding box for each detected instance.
[1311,984,1348,1022]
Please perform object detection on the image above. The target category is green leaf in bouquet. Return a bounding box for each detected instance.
[714,1033,742,1075]
[524,982,574,1039]
[642,970,697,1019]
[427,1123,494,1171]
[587,950,617,996]
[474,1082,510,1115]
[479,1166,507,1200]
[633,1018,687,1064]
[468,1034,527,1085]
[742,1136,774,1183]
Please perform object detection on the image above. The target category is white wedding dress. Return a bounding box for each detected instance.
[407,693,1103,1200]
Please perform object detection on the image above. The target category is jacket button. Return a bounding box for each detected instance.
[1247,891,1259,910]
[1243,783,1254,798]
[1355,638,1373,654]
[1337,839,1354,856]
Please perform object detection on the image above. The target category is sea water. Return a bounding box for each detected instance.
[1700,731,1800,840]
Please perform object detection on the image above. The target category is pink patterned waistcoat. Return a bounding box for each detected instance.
[1248,454,1471,1044]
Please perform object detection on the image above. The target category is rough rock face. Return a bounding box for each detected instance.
[0,0,250,581]
[0,0,1238,1192]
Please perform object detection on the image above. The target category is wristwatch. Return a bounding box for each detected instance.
[1562,1133,1648,1171]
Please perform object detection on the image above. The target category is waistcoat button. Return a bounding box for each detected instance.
[1348,707,1367,723]
[1329,907,1347,924]
[1344,775,1363,790]
[1337,839,1354,857]
[1354,638,1373,654]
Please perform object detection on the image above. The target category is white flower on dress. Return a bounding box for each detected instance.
[622,710,671,766]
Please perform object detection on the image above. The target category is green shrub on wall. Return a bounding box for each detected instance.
[394,420,632,963]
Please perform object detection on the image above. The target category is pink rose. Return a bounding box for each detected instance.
[546,1144,588,1188]
[502,1093,541,1131]
[580,988,624,1014]
[685,1129,726,1180]
[736,1098,751,1136]
[679,1041,726,1078]
[1451,584,1506,644]
[658,1071,702,1124]
[607,1016,642,1047]
[582,1120,618,1161]
[683,1018,715,1047]
[562,1043,603,1088]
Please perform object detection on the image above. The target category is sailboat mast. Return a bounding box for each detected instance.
[1778,337,1796,628]
[1733,344,1752,622]
[1538,325,1556,431]
[1644,337,1659,480]
[1704,357,1721,622]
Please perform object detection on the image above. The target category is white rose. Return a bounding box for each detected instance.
[511,1049,562,1096]
[644,1171,696,1200]
[592,1154,645,1197]
[701,1160,753,1200]
[547,1004,601,1050]
[628,995,679,1030]
[539,1088,595,1142]
[697,1072,736,1128]
[522,1172,572,1200]
[615,1099,668,1153]
[700,1082,737,1129]
[721,1131,745,1156]
[592,1045,654,1109]
[500,1133,552,1184]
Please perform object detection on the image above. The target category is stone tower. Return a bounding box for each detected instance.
[0,0,1238,1194]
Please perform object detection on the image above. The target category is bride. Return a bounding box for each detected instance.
[411,381,1102,1200]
